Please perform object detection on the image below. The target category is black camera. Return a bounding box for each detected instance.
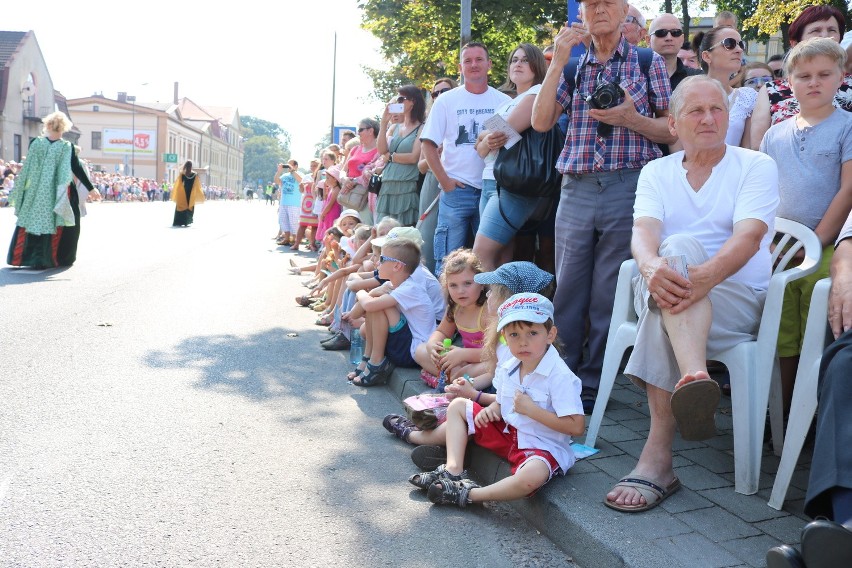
[585,81,623,110]
[585,80,624,137]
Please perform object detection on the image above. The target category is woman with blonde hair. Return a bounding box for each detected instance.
[7,111,100,268]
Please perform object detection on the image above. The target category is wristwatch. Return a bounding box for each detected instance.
[389,153,395,163]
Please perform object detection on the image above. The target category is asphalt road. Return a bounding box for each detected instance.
[0,200,576,567]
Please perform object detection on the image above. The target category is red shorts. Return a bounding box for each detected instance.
[468,402,560,480]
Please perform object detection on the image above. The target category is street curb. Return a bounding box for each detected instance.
[384,366,659,568]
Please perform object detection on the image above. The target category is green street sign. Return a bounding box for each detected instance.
[163,153,178,163]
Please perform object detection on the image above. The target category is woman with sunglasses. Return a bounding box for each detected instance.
[376,85,426,226]
[750,4,852,149]
[416,77,458,272]
[692,26,756,148]
[472,43,548,271]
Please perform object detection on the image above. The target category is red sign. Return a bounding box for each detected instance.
[134,133,150,149]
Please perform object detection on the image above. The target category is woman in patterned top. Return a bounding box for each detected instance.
[750,4,852,149]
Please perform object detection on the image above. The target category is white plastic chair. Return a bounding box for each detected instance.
[768,277,832,510]
[585,218,822,495]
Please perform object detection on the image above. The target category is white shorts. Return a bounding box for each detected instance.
[278,205,300,233]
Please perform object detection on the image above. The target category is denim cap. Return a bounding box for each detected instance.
[497,293,554,331]
[474,261,554,294]
[372,226,424,248]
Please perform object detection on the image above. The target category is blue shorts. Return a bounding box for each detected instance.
[385,315,418,367]
[477,178,542,245]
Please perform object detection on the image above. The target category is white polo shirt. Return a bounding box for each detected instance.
[493,345,584,472]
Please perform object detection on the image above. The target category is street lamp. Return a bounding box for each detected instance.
[127,94,136,176]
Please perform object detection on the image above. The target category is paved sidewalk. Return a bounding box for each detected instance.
[384,366,812,568]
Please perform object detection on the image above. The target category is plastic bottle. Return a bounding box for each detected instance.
[349,329,363,365]
[436,338,453,393]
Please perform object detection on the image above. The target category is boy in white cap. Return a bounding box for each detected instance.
[409,293,585,507]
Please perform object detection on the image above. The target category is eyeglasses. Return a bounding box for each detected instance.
[773,68,784,78]
[744,76,774,89]
[379,254,407,266]
[431,87,452,99]
[651,28,684,38]
[396,96,410,103]
[707,37,745,52]
[624,15,641,26]
[357,127,369,132]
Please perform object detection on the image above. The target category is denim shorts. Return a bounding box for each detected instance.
[477,179,543,245]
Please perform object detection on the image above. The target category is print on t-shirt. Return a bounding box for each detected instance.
[454,107,491,145]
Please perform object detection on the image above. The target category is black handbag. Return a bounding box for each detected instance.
[493,124,563,199]
[368,173,382,194]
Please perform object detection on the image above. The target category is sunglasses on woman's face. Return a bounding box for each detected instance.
[652,28,684,38]
[708,37,745,52]
[431,87,452,99]
[396,96,410,103]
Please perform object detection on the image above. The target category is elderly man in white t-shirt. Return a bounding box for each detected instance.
[605,75,780,513]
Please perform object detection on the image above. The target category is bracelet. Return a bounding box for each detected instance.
[474,391,482,403]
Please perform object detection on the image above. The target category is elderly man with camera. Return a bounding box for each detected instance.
[532,0,675,413]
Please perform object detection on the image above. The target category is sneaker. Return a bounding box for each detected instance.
[411,445,447,470]
[382,414,420,443]
[408,464,468,490]
[320,332,350,351]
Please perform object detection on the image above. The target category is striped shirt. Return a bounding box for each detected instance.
[555,36,671,174]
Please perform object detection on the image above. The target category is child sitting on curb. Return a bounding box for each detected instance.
[409,293,585,508]
[350,236,442,386]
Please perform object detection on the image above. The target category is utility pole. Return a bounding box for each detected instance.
[330,31,337,145]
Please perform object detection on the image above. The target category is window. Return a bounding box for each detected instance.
[92,131,102,150]
[93,105,99,112]
[14,135,21,162]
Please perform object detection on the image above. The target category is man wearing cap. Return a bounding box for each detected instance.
[532,0,675,412]
[420,41,510,275]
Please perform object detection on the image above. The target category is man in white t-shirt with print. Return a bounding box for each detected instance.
[421,41,511,274]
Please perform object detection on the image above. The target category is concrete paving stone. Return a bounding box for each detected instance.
[612,438,648,459]
[705,435,736,451]
[698,487,790,523]
[718,534,784,568]
[659,486,715,514]
[672,436,714,452]
[677,506,763,542]
[789,468,811,492]
[678,447,736,475]
[761,454,781,473]
[599,423,645,443]
[569,458,601,475]
[583,440,626,460]
[652,531,743,568]
[718,470,778,491]
[618,417,652,434]
[674,464,733,491]
[781,498,809,522]
[588,454,647,480]
[602,407,648,422]
[716,412,734,431]
[610,387,648,407]
[755,515,808,545]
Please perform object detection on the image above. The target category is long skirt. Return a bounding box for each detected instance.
[7,185,81,268]
[173,184,195,226]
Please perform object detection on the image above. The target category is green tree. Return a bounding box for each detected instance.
[739,0,850,49]
[240,115,291,185]
[243,136,289,187]
[359,0,563,98]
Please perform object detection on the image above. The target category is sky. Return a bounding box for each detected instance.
[3,0,387,161]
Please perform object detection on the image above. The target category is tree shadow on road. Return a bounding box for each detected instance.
[144,326,347,402]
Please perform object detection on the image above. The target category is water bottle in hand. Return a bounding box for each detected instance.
[436,338,453,393]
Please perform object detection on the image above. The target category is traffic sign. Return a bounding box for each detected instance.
[163,153,178,163]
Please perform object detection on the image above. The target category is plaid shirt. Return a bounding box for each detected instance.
[556,36,671,174]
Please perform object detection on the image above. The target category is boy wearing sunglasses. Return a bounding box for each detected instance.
[351,232,444,387]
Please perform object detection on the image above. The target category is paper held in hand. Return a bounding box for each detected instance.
[665,254,689,280]
[483,114,522,149]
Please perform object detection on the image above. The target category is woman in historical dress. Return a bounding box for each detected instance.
[7,111,99,268]
[171,160,204,227]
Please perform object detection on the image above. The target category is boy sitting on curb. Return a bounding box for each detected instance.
[409,293,585,507]
[350,237,440,386]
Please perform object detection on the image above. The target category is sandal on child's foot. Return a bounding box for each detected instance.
[408,464,468,490]
[382,414,420,443]
[351,358,395,387]
[347,357,369,381]
[427,477,480,507]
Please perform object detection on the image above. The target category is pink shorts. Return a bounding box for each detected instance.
[467,402,560,487]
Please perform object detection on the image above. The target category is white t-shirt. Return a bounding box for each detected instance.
[390,276,439,357]
[411,264,447,321]
[492,345,584,473]
[482,84,541,180]
[420,85,511,189]
[634,145,779,290]
[725,87,757,147]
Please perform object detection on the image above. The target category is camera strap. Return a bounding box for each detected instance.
[562,46,655,107]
